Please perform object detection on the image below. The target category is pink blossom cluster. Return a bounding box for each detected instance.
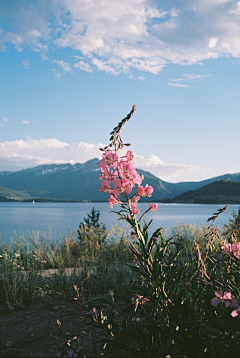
[222,243,240,258]
[99,149,158,214]
[211,291,240,317]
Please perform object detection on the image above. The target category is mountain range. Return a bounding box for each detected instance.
[0,158,240,203]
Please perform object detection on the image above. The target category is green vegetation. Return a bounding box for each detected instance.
[0,185,32,201]
[0,208,133,310]
[1,207,240,357]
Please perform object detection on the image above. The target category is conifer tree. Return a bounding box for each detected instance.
[77,208,108,253]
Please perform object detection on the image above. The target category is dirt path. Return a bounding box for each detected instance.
[0,301,92,357]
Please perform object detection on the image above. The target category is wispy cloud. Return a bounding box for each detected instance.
[0,138,201,181]
[168,83,189,88]
[53,59,71,72]
[1,0,240,75]
[73,59,93,73]
[0,118,7,127]
[229,1,240,15]
[22,59,31,69]
[52,69,61,79]
[169,73,210,87]
[22,120,30,124]
[183,74,208,81]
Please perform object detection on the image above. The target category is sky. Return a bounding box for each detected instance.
[0,0,240,183]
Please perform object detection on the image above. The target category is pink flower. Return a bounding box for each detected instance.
[138,186,145,196]
[111,188,121,197]
[134,173,142,185]
[126,150,134,161]
[149,203,158,212]
[222,243,232,254]
[108,195,118,208]
[211,291,233,308]
[144,184,153,197]
[132,195,140,203]
[230,297,240,317]
[131,203,140,215]
[222,243,240,258]
[99,180,111,192]
[104,150,119,169]
[232,243,240,258]
[231,309,239,317]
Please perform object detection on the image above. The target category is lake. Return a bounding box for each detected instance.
[0,202,239,244]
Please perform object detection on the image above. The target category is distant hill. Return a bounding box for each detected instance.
[0,185,32,201]
[173,180,240,204]
[0,159,239,202]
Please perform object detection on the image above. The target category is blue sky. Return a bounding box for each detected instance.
[0,0,240,182]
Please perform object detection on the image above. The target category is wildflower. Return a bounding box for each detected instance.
[149,203,158,212]
[222,243,232,254]
[211,290,232,308]
[132,195,140,203]
[144,184,153,196]
[232,243,240,258]
[137,186,145,196]
[108,195,118,208]
[126,150,134,161]
[131,203,140,215]
[222,242,240,258]
[99,180,112,193]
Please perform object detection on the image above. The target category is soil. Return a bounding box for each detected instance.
[0,301,92,358]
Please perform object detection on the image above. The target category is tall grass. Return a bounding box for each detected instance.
[0,223,134,309]
[0,220,230,313]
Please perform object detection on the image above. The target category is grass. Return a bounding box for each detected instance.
[0,223,136,309]
[1,213,240,357]
[0,221,221,311]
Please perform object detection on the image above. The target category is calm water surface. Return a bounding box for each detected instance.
[0,202,239,244]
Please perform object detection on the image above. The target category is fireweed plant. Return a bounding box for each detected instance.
[86,105,240,357]
[98,104,160,270]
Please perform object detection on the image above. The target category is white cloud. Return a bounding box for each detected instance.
[208,37,219,49]
[3,118,7,122]
[229,1,240,15]
[1,0,240,75]
[168,83,189,88]
[0,139,102,171]
[22,120,30,124]
[73,59,93,72]
[53,59,71,72]
[134,153,200,181]
[0,138,201,181]
[171,78,184,82]
[170,73,210,86]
